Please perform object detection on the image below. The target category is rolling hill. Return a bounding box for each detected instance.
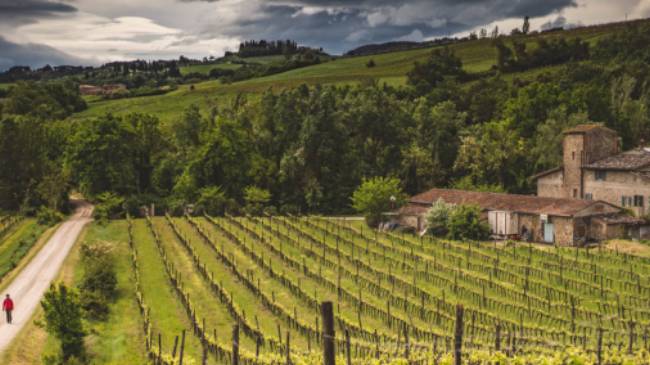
[71,18,647,124]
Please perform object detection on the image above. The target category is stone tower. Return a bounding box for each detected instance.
[562,124,619,198]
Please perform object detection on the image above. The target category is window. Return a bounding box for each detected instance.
[572,151,575,160]
[634,195,644,207]
[585,193,593,200]
[573,189,578,198]
[622,196,634,207]
[595,170,607,181]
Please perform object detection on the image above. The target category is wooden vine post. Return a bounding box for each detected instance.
[322,301,336,365]
[345,329,352,365]
[597,327,603,365]
[179,330,186,365]
[454,304,464,365]
[232,324,240,365]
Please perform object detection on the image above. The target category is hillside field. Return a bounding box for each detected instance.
[69,19,643,125]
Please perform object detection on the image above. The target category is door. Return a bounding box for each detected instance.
[543,222,555,243]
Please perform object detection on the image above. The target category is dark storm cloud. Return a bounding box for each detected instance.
[0,0,77,26]
[185,0,577,53]
[0,36,84,71]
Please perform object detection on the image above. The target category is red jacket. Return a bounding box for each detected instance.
[3,298,13,311]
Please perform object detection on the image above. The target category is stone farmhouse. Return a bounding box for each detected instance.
[533,124,650,217]
[397,124,650,246]
[398,188,627,246]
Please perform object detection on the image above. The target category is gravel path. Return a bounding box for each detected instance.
[0,203,93,353]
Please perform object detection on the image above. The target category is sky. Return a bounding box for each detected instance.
[1,0,650,70]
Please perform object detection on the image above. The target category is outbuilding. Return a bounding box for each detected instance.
[398,188,636,246]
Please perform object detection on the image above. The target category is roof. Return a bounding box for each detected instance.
[564,123,617,135]
[531,166,562,180]
[405,188,619,217]
[594,214,645,225]
[584,148,650,171]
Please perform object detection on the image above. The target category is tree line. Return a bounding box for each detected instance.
[2,22,650,216]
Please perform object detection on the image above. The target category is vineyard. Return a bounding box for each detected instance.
[125,215,650,364]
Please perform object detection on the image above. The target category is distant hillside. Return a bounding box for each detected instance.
[345,39,456,57]
[63,16,650,124]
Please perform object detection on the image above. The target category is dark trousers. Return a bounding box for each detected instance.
[5,310,11,324]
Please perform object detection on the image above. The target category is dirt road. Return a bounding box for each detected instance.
[0,203,93,353]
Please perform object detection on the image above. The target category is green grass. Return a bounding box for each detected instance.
[0,83,14,90]
[79,221,148,365]
[0,219,48,280]
[131,219,206,364]
[180,62,242,75]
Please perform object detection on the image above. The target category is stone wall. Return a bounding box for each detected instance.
[584,170,650,216]
[563,134,585,198]
[584,128,619,164]
[517,213,540,241]
[553,216,575,246]
[537,170,566,198]
[398,214,423,231]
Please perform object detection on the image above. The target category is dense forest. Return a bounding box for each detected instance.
[1,23,650,217]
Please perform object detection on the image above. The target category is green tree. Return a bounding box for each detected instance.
[407,48,465,94]
[408,100,465,190]
[0,117,50,211]
[125,113,165,194]
[66,115,137,196]
[93,192,126,222]
[40,284,86,362]
[454,119,527,191]
[425,198,454,236]
[522,16,530,35]
[173,104,202,149]
[78,241,116,320]
[351,176,406,227]
[196,186,234,216]
[531,108,590,171]
[244,186,271,215]
[447,204,491,241]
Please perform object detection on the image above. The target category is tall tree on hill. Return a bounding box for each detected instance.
[491,25,499,39]
[522,16,531,34]
[407,48,465,95]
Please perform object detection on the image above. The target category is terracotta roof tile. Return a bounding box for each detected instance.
[564,123,616,135]
[406,188,618,217]
[584,149,650,170]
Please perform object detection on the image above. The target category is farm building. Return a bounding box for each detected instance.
[398,188,641,246]
[534,123,650,217]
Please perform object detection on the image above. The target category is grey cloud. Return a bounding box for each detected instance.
[540,15,567,31]
[0,0,77,26]
[0,36,85,71]
[189,0,577,54]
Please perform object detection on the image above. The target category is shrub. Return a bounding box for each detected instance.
[425,199,454,236]
[244,186,271,215]
[93,192,125,222]
[40,284,86,362]
[78,241,117,320]
[366,59,376,68]
[36,206,64,226]
[447,204,491,241]
[195,186,236,216]
[351,177,406,228]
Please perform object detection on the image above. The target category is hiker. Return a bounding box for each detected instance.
[3,294,14,324]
